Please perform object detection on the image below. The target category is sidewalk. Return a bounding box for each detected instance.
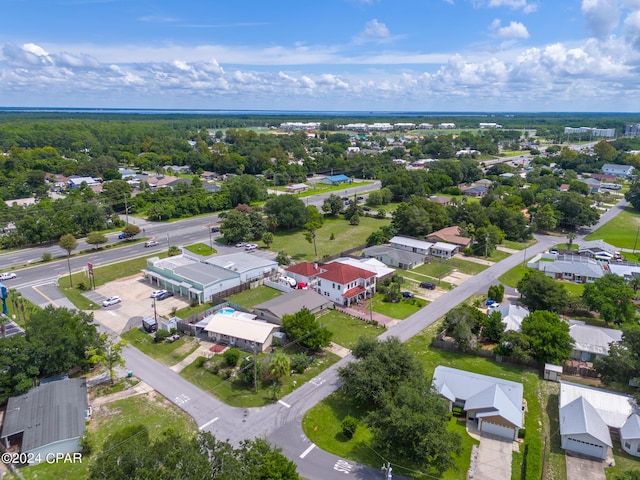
[91,381,154,406]
[170,340,220,373]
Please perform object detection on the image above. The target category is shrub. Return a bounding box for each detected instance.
[41,253,52,262]
[518,428,526,439]
[195,356,207,368]
[154,330,170,343]
[76,282,88,291]
[290,353,314,374]
[223,348,241,367]
[341,416,358,439]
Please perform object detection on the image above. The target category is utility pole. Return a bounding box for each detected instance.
[252,342,258,393]
[485,233,490,258]
[124,194,129,225]
[634,226,640,254]
[153,296,157,323]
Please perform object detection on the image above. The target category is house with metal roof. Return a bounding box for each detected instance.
[496,304,529,332]
[578,240,618,259]
[318,174,352,185]
[559,381,640,459]
[203,311,279,352]
[389,236,433,256]
[361,245,427,270]
[432,366,523,440]
[252,289,332,324]
[536,256,605,283]
[601,164,635,177]
[429,242,459,259]
[568,321,622,362]
[330,257,394,280]
[1,378,89,464]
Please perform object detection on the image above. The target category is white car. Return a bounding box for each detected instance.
[235,242,246,248]
[245,243,258,251]
[102,296,122,307]
[0,272,17,281]
[150,289,168,298]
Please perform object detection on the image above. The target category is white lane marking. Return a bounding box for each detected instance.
[198,417,219,431]
[299,443,316,459]
[334,459,353,473]
[278,400,291,408]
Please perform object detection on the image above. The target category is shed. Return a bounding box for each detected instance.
[160,317,178,332]
[142,316,157,333]
[544,363,563,382]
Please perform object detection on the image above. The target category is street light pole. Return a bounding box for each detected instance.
[634,226,640,254]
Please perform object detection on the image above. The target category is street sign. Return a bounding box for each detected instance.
[87,262,93,276]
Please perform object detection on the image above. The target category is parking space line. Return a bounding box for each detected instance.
[198,417,219,431]
[299,444,315,459]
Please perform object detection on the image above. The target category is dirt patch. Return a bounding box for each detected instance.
[442,272,473,285]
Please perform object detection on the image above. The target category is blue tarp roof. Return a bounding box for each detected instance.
[325,174,350,182]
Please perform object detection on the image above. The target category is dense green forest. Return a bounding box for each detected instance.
[0,112,637,248]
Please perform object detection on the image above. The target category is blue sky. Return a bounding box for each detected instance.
[1,0,640,112]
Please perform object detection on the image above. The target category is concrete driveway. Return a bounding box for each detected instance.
[566,453,606,480]
[91,275,190,333]
[474,433,514,480]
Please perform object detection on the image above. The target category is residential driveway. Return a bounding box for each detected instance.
[474,434,513,480]
[90,275,190,333]
[566,453,606,480]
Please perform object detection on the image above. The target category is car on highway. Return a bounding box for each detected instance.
[157,291,174,301]
[401,291,414,298]
[102,296,122,307]
[0,272,17,280]
[419,281,436,290]
[150,289,168,298]
[144,240,159,247]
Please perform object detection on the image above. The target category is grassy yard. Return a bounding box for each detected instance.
[498,265,532,288]
[501,238,538,251]
[20,394,196,480]
[371,294,427,320]
[412,257,489,279]
[271,181,373,198]
[318,309,385,349]
[226,285,282,308]
[266,216,391,262]
[180,351,341,408]
[183,242,217,256]
[121,328,200,366]
[58,252,168,310]
[585,205,640,249]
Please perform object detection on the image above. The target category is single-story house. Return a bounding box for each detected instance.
[426,226,472,249]
[462,186,488,197]
[68,176,101,189]
[432,366,523,441]
[361,245,427,270]
[429,242,459,259]
[203,311,279,352]
[1,378,90,464]
[204,252,278,283]
[536,256,605,283]
[143,255,240,303]
[559,381,640,459]
[285,183,309,193]
[577,240,618,259]
[601,164,635,177]
[427,195,453,206]
[389,236,433,256]
[319,174,351,185]
[252,289,332,324]
[496,304,530,332]
[578,177,601,194]
[474,179,493,187]
[608,263,640,280]
[568,321,622,362]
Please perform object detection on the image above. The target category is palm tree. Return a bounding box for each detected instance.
[566,232,577,251]
[269,351,290,380]
[58,234,78,287]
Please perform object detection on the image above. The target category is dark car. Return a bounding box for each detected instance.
[118,233,127,239]
[157,291,174,301]
[401,291,414,298]
[420,281,436,290]
[363,206,371,212]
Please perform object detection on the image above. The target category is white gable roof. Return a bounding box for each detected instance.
[622,414,640,441]
[568,322,622,356]
[497,304,529,332]
[389,236,433,251]
[432,366,523,427]
[560,396,612,447]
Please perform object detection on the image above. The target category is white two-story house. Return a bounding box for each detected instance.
[315,262,376,306]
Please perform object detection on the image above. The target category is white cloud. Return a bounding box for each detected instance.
[581,0,620,38]
[486,0,538,13]
[354,19,392,44]
[490,19,530,39]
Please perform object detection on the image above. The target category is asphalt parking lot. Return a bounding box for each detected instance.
[91,274,190,334]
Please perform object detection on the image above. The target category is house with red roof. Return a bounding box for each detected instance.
[284,261,376,306]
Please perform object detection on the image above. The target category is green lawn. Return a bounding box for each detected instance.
[271,181,373,198]
[183,242,217,256]
[226,285,282,309]
[267,216,391,262]
[180,351,341,408]
[412,257,488,279]
[20,393,196,480]
[501,238,538,251]
[318,310,385,349]
[303,317,545,480]
[58,252,168,310]
[585,205,640,249]
[121,328,200,366]
[371,294,427,320]
[498,265,532,288]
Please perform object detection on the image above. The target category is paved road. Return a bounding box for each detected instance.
[3,193,625,480]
